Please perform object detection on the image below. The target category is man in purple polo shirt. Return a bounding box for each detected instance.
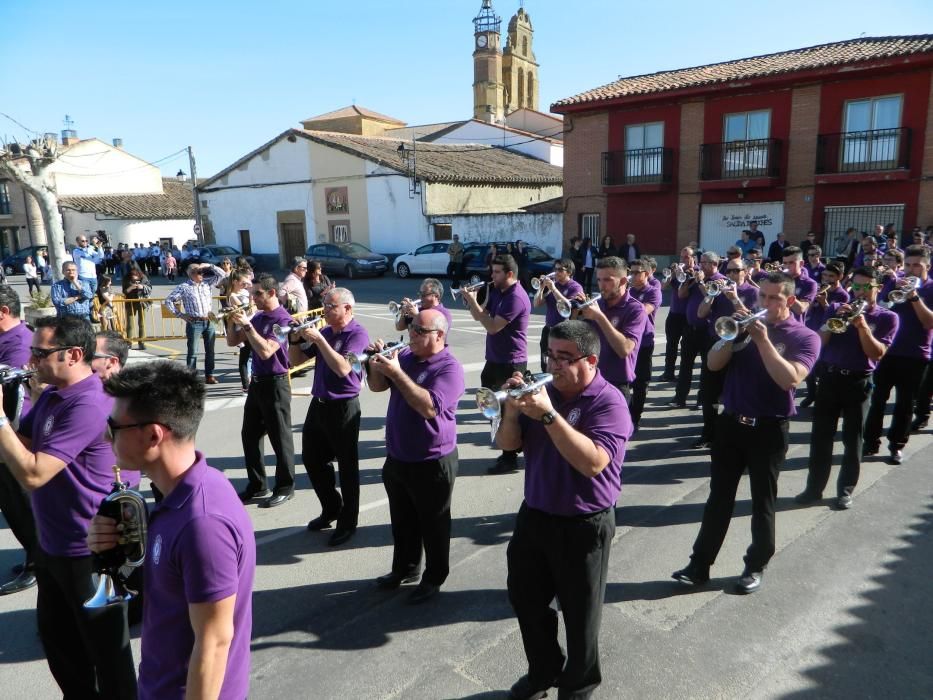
[89,362,255,700]
[394,277,453,333]
[673,273,819,594]
[660,246,697,382]
[230,274,296,508]
[575,256,647,408]
[532,258,583,372]
[693,258,759,448]
[497,320,629,700]
[627,258,661,430]
[367,309,465,604]
[0,316,136,698]
[864,245,933,464]
[289,287,370,546]
[782,246,819,322]
[671,251,723,408]
[796,268,898,509]
[0,285,40,595]
[462,254,531,474]
[804,245,825,280]
[800,263,849,408]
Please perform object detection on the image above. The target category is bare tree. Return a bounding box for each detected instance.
[0,135,67,282]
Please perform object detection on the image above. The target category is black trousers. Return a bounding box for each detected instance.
[630,341,654,425]
[691,413,788,573]
[382,450,458,586]
[507,503,614,700]
[805,370,872,497]
[303,396,362,530]
[674,325,705,405]
[237,344,251,389]
[664,312,687,376]
[582,267,595,295]
[804,359,825,403]
[241,375,295,494]
[539,326,551,373]
[447,261,463,288]
[914,359,933,422]
[864,355,927,451]
[482,360,527,460]
[0,462,38,569]
[36,551,137,699]
[698,336,725,442]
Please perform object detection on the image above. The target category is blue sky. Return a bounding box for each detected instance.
[2,0,931,178]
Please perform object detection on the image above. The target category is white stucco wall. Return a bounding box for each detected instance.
[364,163,431,254]
[51,139,163,196]
[61,209,195,248]
[431,212,563,254]
[424,182,563,217]
[430,121,562,166]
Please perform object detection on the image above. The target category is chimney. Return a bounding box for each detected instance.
[44,132,58,145]
[61,129,79,146]
[112,138,123,148]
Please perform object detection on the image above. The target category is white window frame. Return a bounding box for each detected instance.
[842,94,903,169]
[722,110,771,175]
[624,122,664,179]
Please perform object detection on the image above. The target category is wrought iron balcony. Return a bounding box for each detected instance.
[602,147,674,186]
[816,127,911,174]
[699,138,782,180]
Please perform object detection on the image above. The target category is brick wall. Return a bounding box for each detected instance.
[917,70,933,228]
[784,84,821,238]
[562,111,608,248]
[676,101,703,250]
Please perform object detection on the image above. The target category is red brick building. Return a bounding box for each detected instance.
[551,35,933,257]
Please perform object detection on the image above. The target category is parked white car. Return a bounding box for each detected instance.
[393,242,452,278]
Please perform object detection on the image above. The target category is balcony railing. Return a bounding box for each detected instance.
[816,127,911,175]
[602,147,674,186]
[700,138,782,180]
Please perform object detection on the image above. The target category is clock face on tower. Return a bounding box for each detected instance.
[476,34,488,48]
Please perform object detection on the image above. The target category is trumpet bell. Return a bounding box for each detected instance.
[826,317,848,333]
[387,301,401,315]
[475,388,502,419]
[84,572,132,609]
[714,317,740,341]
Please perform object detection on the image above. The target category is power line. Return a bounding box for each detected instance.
[0,112,40,137]
[55,147,189,176]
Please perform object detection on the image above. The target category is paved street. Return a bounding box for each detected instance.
[1,273,931,699]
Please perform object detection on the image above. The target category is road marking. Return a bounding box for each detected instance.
[254,496,390,546]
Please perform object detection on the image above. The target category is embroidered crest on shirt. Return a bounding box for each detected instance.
[610,315,620,327]
[416,370,428,384]
[334,339,343,353]
[43,416,54,436]
[774,342,787,356]
[152,534,162,565]
[567,408,581,426]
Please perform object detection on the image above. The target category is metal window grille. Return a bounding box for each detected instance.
[823,204,905,256]
[0,183,11,216]
[580,214,600,244]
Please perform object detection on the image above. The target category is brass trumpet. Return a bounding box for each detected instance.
[388,299,421,322]
[475,372,554,441]
[763,262,783,272]
[887,276,921,304]
[450,281,486,304]
[703,279,730,298]
[531,272,557,292]
[346,339,409,375]
[556,293,601,319]
[272,315,325,344]
[211,303,252,323]
[824,299,867,334]
[714,309,768,341]
[84,466,148,609]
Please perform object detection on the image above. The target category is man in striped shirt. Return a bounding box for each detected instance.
[164,263,228,384]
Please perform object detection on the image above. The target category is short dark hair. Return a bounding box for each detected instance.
[492,254,518,276]
[556,257,575,276]
[905,245,930,262]
[762,272,795,297]
[104,361,205,440]
[96,330,130,367]
[824,262,844,276]
[255,273,277,292]
[782,246,803,260]
[0,285,21,316]
[34,316,95,364]
[595,255,628,275]
[548,320,600,359]
[851,266,877,281]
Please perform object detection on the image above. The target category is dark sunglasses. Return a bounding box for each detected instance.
[410,324,440,336]
[30,346,75,359]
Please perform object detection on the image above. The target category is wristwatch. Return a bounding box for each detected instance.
[907,293,920,303]
[540,410,557,425]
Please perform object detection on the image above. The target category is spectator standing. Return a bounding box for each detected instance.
[23,256,40,296]
[164,263,228,384]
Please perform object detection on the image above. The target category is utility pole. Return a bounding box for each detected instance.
[187,146,204,246]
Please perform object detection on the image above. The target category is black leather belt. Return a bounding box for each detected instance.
[312,395,354,404]
[723,412,787,427]
[251,373,287,383]
[823,364,871,378]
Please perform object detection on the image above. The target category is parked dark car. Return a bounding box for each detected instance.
[460,242,555,288]
[306,242,388,278]
[2,245,49,275]
[181,245,254,271]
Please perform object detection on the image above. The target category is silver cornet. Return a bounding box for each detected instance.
[703,279,729,299]
[272,315,325,344]
[887,276,920,304]
[85,466,148,609]
[556,293,601,319]
[714,308,768,340]
[476,372,554,441]
[388,298,421,322]
[450,281,486,305]
[531,272,557,292]
[346,339,409,375]
[824,299,867,334]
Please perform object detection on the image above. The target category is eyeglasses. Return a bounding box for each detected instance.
[105,416,170,441]
[30,346,75,359]
[323,303,342,310]
[726,268,744,274]
[92,353,117,360]
[545,352,587,367]
[410,324,440,336]
[250,289,268,297]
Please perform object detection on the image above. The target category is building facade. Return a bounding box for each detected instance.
[552,35,933,256]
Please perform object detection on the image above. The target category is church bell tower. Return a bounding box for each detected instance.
[472,0,504,123]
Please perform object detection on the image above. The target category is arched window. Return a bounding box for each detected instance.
[527,73,534,108]
[522,35,528,56]
[517,67,525,108]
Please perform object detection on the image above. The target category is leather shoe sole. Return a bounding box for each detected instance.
[307,513,340,531]
[376,572,421,590]
[407,582,440,604]
[0,570,37,595]
[204,376,219,385]
[260,492,294,508]
[672,566,709,586]
[328,528,356,547]
[736,570,762,594]
[239,488,271,503]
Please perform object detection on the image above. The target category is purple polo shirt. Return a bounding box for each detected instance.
[250,306,292,376]
[485,282,530,363]
[686,272,725,329]
[139,453,255,700]
[820,303,898,372]
[519,372,629,516]
[0,322,33,416]
[304,318,370,400]
[544,279,584,327]
[806,262,826,280]
[669,276,690,314]
[707,282,758,338]
[649,275,661,290]
[588,293,647,385]
[792,273,819,322]
[385,347,464,461]
[629,283,662,343]
[887,278,933,360]
[20,374,120,557]
[805,286,849,331]
[720,315,820,418]
[751,269,769,284]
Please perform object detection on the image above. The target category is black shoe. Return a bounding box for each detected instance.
[800,397,814,408]
[889,449,904,465]
[0,569,37,595]
[307,512,341,531]
[508,674,556,700]
[834,494,853,510]
[238,486,271,503]
[376,572,420,590]
[736,569,762,594]
[691,438,711,449]
[668,399,687,409]
[260,491,294,508]
[407,581,440,604]
[328,528,356,547]
[862,444,879,457]
[910,417,929,432]
[671,563,709,586]
[487,455,518,474]
[794,489,822,505]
